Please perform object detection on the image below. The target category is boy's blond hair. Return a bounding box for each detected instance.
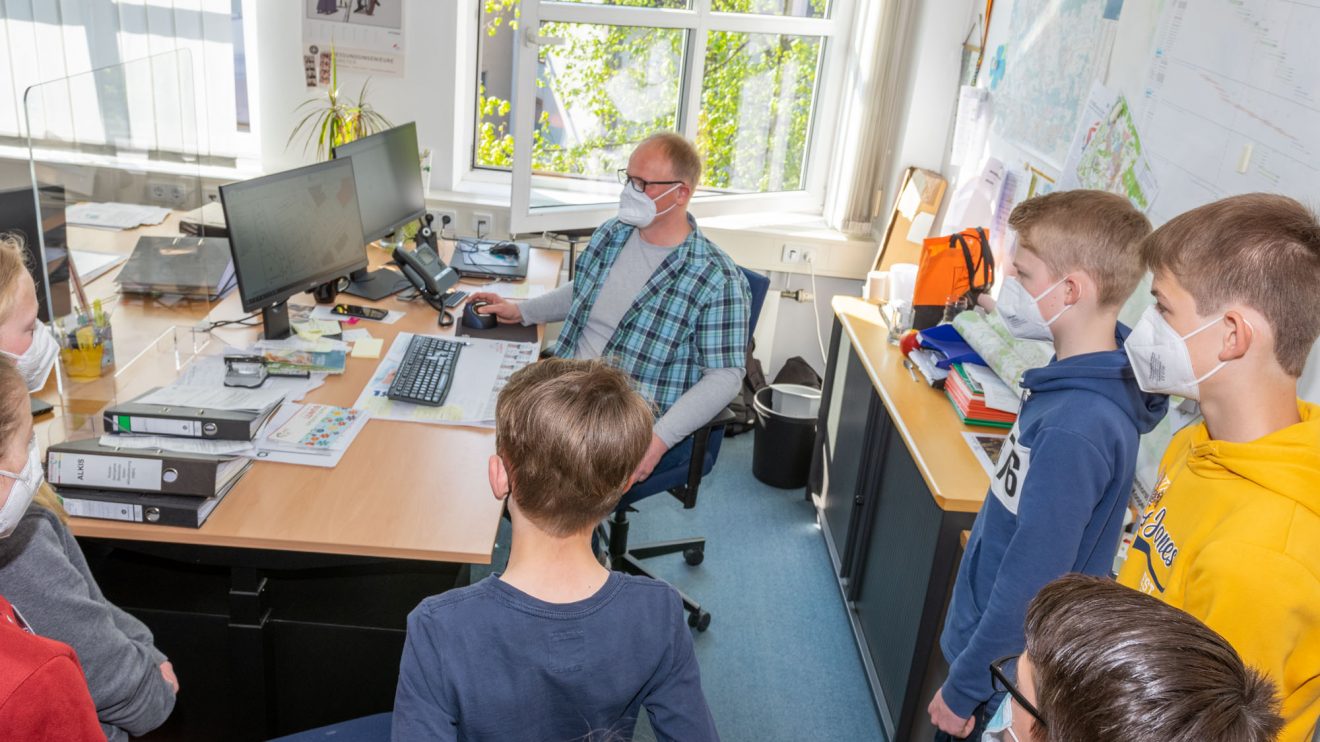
[641,132,703,187]
[494,358,653,537]
[1140,193,1320,377]
[1008,190,1152,308]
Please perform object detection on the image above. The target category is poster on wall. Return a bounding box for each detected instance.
[303,0,405,85]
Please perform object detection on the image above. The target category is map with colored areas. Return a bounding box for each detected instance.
[990,0,1114,168]
[1074,96,1158,210]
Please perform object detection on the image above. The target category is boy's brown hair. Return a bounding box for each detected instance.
[1008,190,1152,308]
[1026,575,1282,742]
[494,358,653,537]
[1140,193,1320,376]
[641,132,703,187]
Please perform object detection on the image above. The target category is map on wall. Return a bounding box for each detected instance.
[1135,0,1320,226]
[989,0,1118,169]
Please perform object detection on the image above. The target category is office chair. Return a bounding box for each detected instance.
[606,266,770,632]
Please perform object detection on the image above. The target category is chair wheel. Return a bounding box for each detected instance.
[683,547,704,566]
[688,610,711,631]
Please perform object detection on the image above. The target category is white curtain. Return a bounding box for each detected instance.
[823,0,918,235]
[0,0,243,158]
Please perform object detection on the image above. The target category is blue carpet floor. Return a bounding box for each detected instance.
[475,434,885,742]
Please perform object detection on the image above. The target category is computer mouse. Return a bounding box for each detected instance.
[489,242,519,258]
[462,301,499,331]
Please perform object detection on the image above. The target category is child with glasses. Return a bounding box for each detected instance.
[983,574,1282,742]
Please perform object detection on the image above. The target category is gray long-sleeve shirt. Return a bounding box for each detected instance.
[521,232,743,447]
[0,505,176,741]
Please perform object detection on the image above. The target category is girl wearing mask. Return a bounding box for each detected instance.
[0,235,177,741]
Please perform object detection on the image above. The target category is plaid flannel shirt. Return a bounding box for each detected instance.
[553,216,751,415]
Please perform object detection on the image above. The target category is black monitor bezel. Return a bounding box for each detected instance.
[219,159,369,314]
[332,122,426,242]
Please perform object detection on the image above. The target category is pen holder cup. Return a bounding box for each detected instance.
[57,319,115,379]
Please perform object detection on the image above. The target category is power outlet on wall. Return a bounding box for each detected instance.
[781,243,818,265]
[472,212,495,238]
[148,182,186,207]
[434,209,458,236]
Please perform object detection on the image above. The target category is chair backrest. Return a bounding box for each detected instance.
[740,266,770,337]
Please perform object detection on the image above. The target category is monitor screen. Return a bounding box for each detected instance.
[333,122,426,242]
[0,184,71,323]
[219,159,368,312]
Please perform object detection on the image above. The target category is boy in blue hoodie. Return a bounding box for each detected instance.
[927,190,1169,740]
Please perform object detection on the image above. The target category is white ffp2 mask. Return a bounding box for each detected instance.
[0,436,43,539]
[997,275,1071,342]
[1,323,58,392]
[618,183,681,228]
[1125,305,1240,400]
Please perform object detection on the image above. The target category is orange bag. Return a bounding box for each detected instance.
[912,227,995,330]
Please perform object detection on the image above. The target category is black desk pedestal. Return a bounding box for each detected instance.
[80,538,468,741]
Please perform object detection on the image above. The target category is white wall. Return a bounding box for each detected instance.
[252,1,465,187]
[874,0,977,240]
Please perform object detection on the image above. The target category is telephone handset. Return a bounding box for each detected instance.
[393,214,460,323]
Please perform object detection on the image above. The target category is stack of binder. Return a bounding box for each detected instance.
[46,387,283,527]
[115,236,236,301]
[945,363,1018,428]
[47,439,252,528]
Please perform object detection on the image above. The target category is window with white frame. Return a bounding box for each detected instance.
[0,0,253,164]
[474,0,848,230]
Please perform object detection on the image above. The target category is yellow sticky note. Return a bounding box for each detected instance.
[351,337,384,359]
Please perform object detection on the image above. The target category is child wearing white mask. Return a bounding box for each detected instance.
[0,234,177,741]
[982,574,1282,742]
[0,358,103,739]
[930,191,1169,740]
[1115,194,1320,742]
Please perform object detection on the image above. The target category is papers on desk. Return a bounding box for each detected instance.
[70,250,128,283]
[98,435,254,457]
[477,282,547,300]
[963,432,1008,480]
[246,403,369,468]
[136,384,288,413]
[67,202,171,230]
[353,333,538,427]
[176,353,327,402]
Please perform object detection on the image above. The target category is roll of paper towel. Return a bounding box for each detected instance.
[863,271,889,304]
[889,264,918,306]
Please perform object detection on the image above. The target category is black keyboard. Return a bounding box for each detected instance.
[387,335,463,406]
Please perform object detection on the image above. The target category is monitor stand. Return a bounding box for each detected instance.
[262,301,292,340]
[343,266,410,301]
[29,396,52,417]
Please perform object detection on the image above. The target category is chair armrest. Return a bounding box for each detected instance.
[679,406,736,509]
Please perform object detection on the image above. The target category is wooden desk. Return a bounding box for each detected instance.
[808,296,995,742]
[45,220,562,740]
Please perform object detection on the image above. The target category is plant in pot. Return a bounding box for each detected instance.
[289,47,393,161]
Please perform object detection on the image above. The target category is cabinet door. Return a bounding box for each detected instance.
[820,330,878,577]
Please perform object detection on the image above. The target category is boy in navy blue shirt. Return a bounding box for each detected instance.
[392,358,719,742]
[927,191,1168,740]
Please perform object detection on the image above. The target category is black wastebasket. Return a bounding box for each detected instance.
[752,384,820,489]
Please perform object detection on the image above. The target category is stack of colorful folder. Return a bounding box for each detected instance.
[944,363,1017,428]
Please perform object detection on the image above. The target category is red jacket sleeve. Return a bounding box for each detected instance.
[0,654,104,741]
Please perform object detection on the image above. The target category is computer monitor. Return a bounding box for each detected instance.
[219,159,368,339]
[332,122,425,300]
[0,184,71,323]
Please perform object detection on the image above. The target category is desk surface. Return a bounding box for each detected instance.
[833,296,993,514]
[40,217,562,563]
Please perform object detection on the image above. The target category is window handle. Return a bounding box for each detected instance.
[524,28,565,47]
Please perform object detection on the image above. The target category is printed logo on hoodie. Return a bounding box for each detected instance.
[1131,473,1177,594]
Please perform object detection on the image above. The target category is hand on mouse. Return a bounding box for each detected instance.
[466,293,523,324]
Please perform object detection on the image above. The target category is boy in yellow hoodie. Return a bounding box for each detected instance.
[1117,193,1320,742]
